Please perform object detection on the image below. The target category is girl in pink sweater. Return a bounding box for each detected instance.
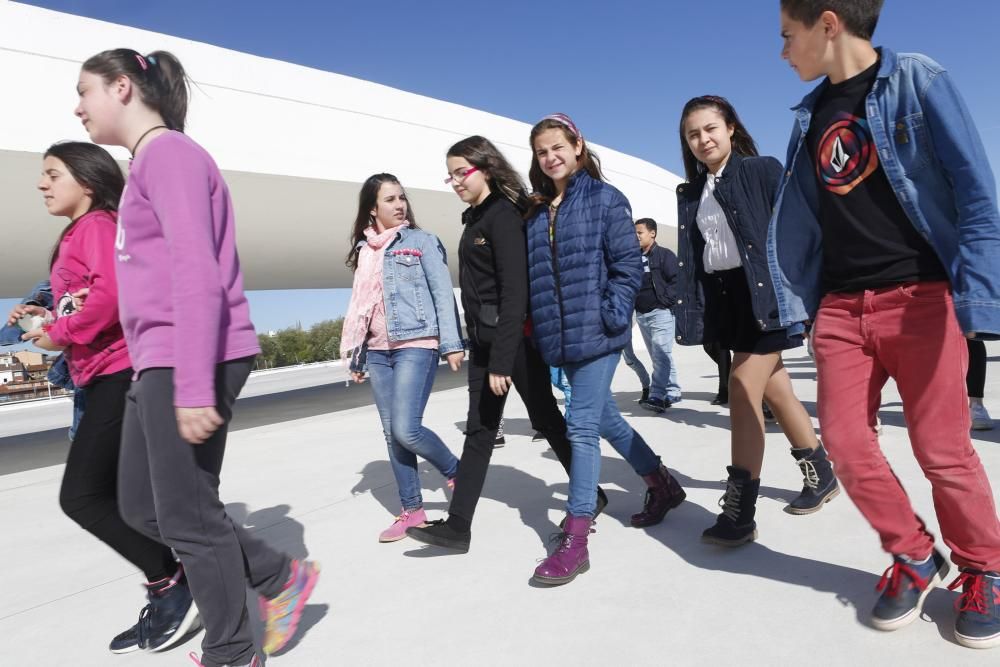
[9,141,198,655]
[74,48,317,667]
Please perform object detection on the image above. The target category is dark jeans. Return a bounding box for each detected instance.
[447,337,573,531]
[118,358,290,667]
[967,338,987,399]
[59,368,176,582]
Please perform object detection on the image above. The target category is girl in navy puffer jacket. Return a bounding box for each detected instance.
[525,114,686,587]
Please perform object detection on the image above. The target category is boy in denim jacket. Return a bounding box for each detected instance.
[769,0,1000,648]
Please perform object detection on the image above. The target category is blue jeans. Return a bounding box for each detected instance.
[636,308,681,402]
[562,351,660,517]
[367,348,459,510]
[549,366,572,417]
[620,337,650,388]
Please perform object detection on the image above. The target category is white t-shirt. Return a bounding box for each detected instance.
[695,165,742,273]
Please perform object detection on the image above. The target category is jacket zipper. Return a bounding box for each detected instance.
[549,205,567,364]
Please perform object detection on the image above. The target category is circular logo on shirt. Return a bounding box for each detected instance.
[815,112,879,196]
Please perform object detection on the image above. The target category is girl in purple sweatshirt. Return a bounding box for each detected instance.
[9,141,198,655]
[74,48,317,667]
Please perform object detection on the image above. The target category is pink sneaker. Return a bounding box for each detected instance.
[379,508,427,542]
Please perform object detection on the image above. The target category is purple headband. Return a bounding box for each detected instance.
[542,113,582,139]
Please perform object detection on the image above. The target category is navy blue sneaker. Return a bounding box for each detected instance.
[639,398,668,413]
[139,566,201,652]
[949,570,1000,649]
[871,549,949,631]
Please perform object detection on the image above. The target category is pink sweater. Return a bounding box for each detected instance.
[45,210,132,387]
[117,131,260,407]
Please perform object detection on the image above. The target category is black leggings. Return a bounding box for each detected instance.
[967,338,987,399]
[59,368,176,582]
[703,341,732,397]
[448,337,579,531]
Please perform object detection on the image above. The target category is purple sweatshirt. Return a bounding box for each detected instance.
[117,131,260,407]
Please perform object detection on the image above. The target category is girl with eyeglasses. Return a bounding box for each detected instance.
[524,114,686,586]
[674,95,839,548]
[406,136,609,552]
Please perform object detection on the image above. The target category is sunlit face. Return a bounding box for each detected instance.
[371,182,409,231]
[635,223,656,251]
[38,156,92,220]
[74,70,125,145]
[684,107,734,174]
[532,128,583,186]
[446,156,490,206]
[780,10,830,81]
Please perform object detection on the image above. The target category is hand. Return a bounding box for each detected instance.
[488,373,513,396]
[446,351,464,372]
[350,371,366,384]
[71,288,90,312]
[21,328,63,351]
[175,406,225,445]
[7,304,46,326]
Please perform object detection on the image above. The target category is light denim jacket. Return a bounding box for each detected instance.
[356,226,464,357]
[767,46,1000,338]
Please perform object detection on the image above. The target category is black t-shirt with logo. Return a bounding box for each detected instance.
[806,59,946,294]
[635,252,659,314]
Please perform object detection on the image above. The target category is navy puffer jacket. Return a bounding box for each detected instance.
[525,171,642,367]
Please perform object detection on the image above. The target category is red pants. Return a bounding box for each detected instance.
[813,282,1000,571]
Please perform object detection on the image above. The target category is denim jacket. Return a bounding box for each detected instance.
[349,227,463,374]
[0,279,75,390]
[676,153,798,345]
[767,47,1000,338]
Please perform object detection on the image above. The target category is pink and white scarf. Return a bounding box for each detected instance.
[340,222,408,357]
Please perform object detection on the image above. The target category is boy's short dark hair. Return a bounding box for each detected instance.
[635,218,658,233]
[780,0,884,40]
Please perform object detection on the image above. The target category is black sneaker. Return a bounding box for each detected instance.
[138,567,202,652]
[639,398,668,413]
[638,387,650,403]
[531,431,545,442]
[108,623,142,654]
[871,549,949,631]
[406,519,471,552]
[711,392,729,406]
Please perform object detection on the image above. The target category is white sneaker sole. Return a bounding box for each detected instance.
[150,601,202,652]
[871,572,943,632]
[955,628,1000,649]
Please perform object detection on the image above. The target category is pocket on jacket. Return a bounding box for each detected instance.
[392,253,423,281]
[892,112,930,175]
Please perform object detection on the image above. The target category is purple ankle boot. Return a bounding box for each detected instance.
[532,515,592,586]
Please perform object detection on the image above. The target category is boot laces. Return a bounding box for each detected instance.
[717,478,743,522]
[876,561,929,598]
[136,604,153,649]
[797,459,820,490]
[948,572,990,614]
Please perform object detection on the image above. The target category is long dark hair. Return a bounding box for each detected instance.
[447,136,530,213]
[345,173,419,271]
[44,141,125,269]
[679,95,758,182]
[528,115,605,208]
[82,49,190,132]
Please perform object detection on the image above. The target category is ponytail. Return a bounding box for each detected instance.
[82,49,190,132]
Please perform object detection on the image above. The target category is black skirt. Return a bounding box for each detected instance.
[710,268,802,355]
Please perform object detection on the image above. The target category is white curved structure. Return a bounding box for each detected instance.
[0,1,682,298]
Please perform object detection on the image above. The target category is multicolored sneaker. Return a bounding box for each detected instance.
[379,508,428,543]
[949,570,1000,649]
[189,650,264,666]
[871,549,949,631]
[259,560,320,655]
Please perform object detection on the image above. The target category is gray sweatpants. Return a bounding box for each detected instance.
[119,357,290,667]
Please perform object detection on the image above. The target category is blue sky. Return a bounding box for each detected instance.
[7,0,1000,334]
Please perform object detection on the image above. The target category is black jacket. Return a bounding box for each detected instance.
[640,243,679,312]
[458,193,529,375]
[675,152,785,345]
